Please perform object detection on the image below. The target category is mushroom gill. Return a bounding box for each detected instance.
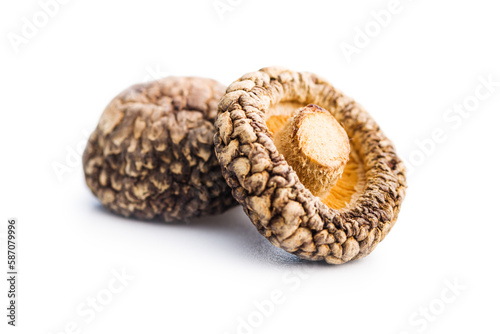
[266,103,366,210]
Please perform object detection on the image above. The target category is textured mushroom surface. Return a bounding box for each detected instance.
[83,76,237,222]
[214,67,407,264]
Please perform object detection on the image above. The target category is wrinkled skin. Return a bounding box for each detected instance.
[83,77,237,222]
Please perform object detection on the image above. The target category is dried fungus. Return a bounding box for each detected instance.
[214,67,407,263]
[83,77,237,222]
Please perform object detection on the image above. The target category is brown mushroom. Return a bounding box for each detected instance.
[214,67,407,264]
[83,76,237,222]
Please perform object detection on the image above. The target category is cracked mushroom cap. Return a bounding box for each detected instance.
[83,76,237,222]
[214,67,407,264]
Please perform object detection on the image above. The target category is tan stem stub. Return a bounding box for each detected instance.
[274,104,350,198]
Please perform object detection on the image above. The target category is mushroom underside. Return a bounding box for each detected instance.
[266,101,366,211]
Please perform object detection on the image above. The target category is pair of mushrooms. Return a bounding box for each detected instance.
[83,67,406,264]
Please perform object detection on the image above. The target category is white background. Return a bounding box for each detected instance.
[1,0,499,333]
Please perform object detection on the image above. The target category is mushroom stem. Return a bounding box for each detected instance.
[274,104,350,198]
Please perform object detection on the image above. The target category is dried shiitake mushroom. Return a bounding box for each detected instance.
[83,76,237,222]
[214,67,407,264]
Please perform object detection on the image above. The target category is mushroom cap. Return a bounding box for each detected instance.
[83,76,237,222]
[214,67,407,264]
